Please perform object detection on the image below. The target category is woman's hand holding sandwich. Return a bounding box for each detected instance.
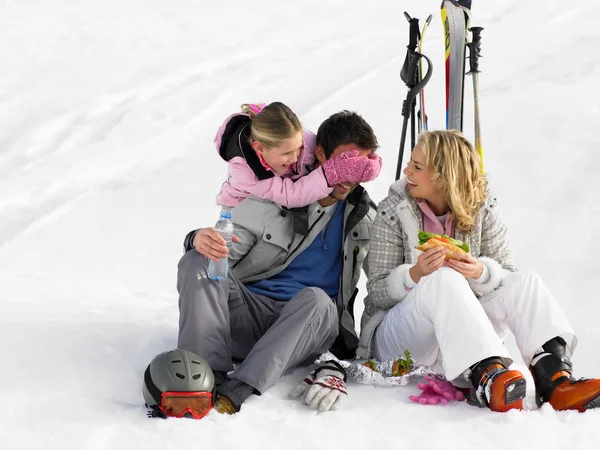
[409,247,447,283]
[413,230,483,281]
[447,253,484,280]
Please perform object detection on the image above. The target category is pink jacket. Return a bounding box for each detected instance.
[214,112,333,208]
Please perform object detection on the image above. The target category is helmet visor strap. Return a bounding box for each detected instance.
[160,391,213,419]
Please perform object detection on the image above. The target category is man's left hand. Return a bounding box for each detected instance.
[447,253,484,279]
[289,360,347,412]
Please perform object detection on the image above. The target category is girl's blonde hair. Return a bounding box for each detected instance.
[240,102,302,149]
[416,130,488,233]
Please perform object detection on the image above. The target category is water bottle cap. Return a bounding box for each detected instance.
[220,211,232,219]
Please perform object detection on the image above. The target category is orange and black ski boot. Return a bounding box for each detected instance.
[531,337,600,412]
[470,357,526,413]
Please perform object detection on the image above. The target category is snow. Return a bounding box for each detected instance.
[1,0,600,448]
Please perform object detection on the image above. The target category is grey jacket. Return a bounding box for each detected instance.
[184,186,376,359]
[356,178,517,359]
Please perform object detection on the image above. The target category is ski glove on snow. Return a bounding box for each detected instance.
[289,360,347,412]
[409,376,466,405]
[321,150,382,187]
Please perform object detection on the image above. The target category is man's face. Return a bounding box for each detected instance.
[317,143,374,201]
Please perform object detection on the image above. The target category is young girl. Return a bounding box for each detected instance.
[214,102,382,208]
[357,130,600,413]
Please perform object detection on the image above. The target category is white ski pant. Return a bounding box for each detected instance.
[373,267,576,383]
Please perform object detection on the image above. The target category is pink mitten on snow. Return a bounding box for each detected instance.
[409,376,466,405]
[322,150,382,186]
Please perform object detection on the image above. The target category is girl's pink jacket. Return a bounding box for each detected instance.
[214,112,332,208]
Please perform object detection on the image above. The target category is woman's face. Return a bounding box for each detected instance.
[256,132,303,174]
[403,145,442,201]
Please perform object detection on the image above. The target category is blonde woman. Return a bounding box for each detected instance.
[357,130,600,413]
[214,102,381,208]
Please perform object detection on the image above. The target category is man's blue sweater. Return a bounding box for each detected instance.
[246,203,345,300]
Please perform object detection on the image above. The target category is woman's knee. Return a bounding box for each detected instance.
[420,267,471,294]
[435,267,467,284]
[415,267,479,311]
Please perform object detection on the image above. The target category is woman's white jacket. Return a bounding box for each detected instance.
[356,178,517,359]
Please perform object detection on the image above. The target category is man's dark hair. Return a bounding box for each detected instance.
[316,110,379,159]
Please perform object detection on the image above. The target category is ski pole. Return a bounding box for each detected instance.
[396,13,420,180]
[467,26,484,172]
[396,51,433,180]
[418,15,433,132]
[400,12,420,85]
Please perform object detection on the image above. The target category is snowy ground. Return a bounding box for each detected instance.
[2,1,600,449]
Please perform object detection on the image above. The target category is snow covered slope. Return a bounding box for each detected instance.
[1,1,599,448]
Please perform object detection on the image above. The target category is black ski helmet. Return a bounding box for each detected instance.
[143,349,216,410]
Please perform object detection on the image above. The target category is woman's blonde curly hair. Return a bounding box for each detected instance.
[416,130,488,233]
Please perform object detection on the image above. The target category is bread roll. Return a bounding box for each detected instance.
[417,237,467,261]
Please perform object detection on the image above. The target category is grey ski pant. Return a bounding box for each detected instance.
[176,250,339,394]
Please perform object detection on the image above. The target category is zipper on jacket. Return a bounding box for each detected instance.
[352,246,359,272]
[340,246,358,308]
[339,242,360,308]
[287,211,326,260]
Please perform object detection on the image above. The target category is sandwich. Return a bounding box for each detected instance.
[417,231,470,261]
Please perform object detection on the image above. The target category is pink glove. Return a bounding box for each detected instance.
[409,376,466,405]
[322,150,382,186]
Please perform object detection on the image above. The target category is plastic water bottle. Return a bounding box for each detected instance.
[207,208,234,280]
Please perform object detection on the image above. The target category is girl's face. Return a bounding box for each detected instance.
[403,145,443,202]
[255,132,303,174]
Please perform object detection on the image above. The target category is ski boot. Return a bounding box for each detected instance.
[531,337,600,412]
[470,357,526,413]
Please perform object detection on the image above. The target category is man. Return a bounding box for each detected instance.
[177,111,380,414]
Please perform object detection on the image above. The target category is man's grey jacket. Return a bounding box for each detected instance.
[184,186,376,359]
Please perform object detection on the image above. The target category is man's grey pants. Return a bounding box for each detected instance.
[176,250,339,394]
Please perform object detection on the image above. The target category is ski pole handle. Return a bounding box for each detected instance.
[467,26,484,74]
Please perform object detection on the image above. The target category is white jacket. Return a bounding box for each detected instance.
[357,178,517,359]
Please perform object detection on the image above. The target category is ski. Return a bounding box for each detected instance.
[441,0,471,131]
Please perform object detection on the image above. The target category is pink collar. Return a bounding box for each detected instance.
[255,150,297,175]
[256,151,274,172]
[416,199,455,238]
